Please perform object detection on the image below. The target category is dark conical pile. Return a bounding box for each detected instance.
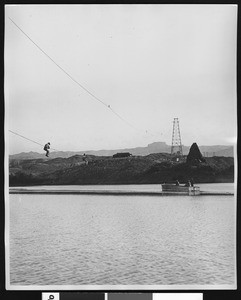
[186,143,206,163]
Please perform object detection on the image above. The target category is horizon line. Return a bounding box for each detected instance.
[9,142,234,156]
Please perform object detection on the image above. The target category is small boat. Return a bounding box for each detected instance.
[161,184,200,196]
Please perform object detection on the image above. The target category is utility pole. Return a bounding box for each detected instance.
[171,118,183,157]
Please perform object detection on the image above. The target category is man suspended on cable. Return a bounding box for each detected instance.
[44,142,50,157]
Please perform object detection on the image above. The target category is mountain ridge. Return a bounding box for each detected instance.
[9,142,234,160]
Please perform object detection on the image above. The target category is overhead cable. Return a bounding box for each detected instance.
[9,130,59,151]
[9,17,140,132]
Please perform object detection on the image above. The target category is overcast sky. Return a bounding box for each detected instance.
[5,5,237,154]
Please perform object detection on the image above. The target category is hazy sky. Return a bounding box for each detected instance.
[5,5,237,154]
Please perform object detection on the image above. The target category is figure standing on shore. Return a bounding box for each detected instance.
[44,142,50,157]
[83,153,88,165]
[185,180,191,187]
[175,179,180,186]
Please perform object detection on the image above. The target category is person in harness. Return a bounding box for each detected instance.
[44,142,50,157]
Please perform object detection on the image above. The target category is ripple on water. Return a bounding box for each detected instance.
[9,191,236,286]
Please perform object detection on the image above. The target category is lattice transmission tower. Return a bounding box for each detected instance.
[171,118,183,156]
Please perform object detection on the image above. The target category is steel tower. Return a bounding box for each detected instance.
[171,118,183,156]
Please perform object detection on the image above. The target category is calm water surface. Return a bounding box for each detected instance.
[9,183,236,286]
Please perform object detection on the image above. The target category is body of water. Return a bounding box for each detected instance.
[8,183,236,287]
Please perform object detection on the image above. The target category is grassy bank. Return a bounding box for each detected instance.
[9,153,234,186]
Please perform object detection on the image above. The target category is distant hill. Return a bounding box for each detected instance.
[198,145,234,157]
[9,153,234,186]
[9,142,234,160]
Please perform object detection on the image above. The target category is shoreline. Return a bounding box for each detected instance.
[8,181,235,187]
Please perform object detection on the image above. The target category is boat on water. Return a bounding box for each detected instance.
[161,184,200,196]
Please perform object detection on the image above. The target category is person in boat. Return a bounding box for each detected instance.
[44,142,50,157]
[175,179,180,186]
